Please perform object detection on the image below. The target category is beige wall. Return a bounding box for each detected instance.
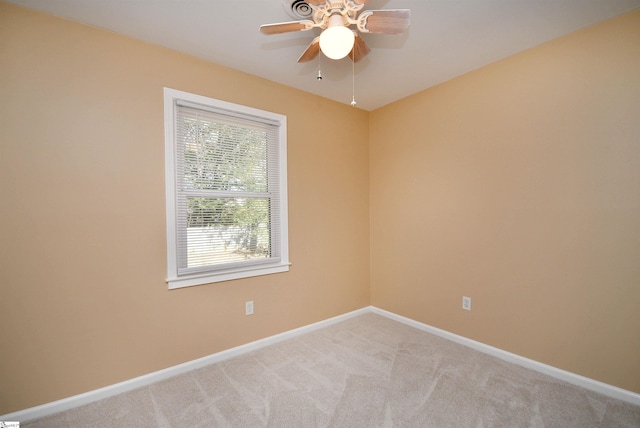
[0,2,370,413]
[370,10,640,393]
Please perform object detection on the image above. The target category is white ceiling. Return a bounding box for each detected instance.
[7,0,640,110]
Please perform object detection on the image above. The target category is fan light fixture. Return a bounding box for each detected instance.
[261,1,411,64]
[261,1,411,106]
[319,15,354,60]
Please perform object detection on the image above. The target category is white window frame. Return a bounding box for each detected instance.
[164,88,289,289]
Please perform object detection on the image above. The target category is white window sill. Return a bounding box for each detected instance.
[167,263,290,289]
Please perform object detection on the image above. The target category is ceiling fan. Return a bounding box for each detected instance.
[260,0,411,63]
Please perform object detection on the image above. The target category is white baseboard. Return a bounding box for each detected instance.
[1,307,370,423]
[370,306,640,407]
[4,305,638,422]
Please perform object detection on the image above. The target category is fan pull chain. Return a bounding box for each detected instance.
[350,55,357,107]
[317,54,322,81]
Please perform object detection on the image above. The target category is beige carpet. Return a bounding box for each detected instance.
[23,313,640,427]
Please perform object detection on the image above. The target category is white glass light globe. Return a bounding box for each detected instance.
[319,26,355,60]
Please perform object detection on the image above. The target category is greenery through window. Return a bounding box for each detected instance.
[165,88,288,288]
[181,118,271,266]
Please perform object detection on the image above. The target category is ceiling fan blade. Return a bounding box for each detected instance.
[297,37,321,63]
[357,10,411,34]
[260,20,314,35]
[349,33,370,63]
[352,0,371,4]
[305,0,327,5]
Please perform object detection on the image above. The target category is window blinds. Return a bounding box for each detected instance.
[174,102,282,275]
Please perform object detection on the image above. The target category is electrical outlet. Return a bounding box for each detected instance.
[462,296,471,311]
[245,301,254,316]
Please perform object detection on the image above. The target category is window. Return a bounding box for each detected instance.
[164,88,288,289]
